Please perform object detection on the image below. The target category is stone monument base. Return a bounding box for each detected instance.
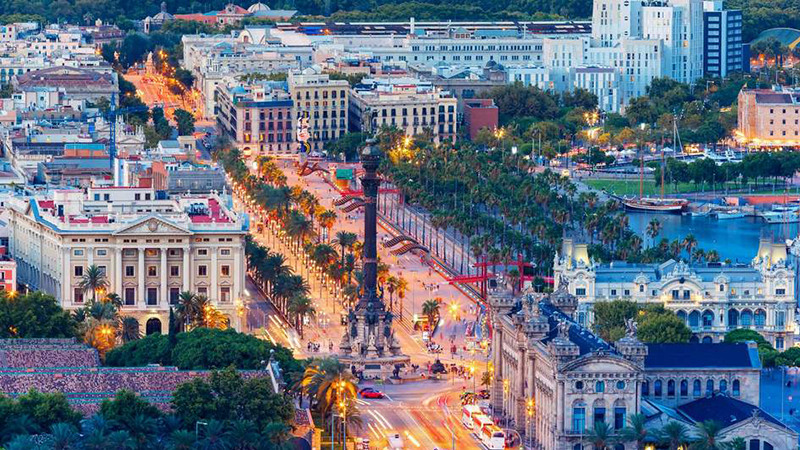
[338,354,411,380]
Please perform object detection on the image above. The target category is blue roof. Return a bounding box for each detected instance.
[644,343,760,369]
[65,143,105,150]
[538,301,616,356]
[594,260,763,284]
[678,394,788,430]
[474,29,518,38]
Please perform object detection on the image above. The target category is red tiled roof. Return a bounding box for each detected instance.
[38,200,55,209]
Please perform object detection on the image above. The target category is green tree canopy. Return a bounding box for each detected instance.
[99,390,163,426]
[171,368,294,429]
[174,109,195,136]
[0,291,78,339]
[592,301,690,343]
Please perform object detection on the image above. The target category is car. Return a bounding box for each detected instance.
[477,389,490,399]
[359,387,385,399]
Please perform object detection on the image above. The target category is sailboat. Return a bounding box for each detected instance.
[621,126,688,213]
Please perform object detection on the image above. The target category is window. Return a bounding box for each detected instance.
[169,288,180,305]
[74,249,84,256]
[198,265,207,276]
[654,380,662,397]
[693,380,701,396]
[148,266,157,277]
[616,381,625,390]
[575,288,586,296]
[124,288,135,305]
[596,381,605,393]
[777,337,784,350]
[221,265,230,276]
[720,380,727,393]
[706,379,714,395]
[667,380,675,397]
[732,380,740,396]
[125,266,135,277]
[198,287,207,296]
[575,381,584,390]
[611,289,617,296]
[776,288,786,295]
[572,405,586,432]
[198,249,208,256]
[613,407,626,430]
[680,380,688,397]
[593,406,606,425]
[220,249,231,256]
[73,288,84,304]
[96,249,107,256]
[74,266,83,277]
[220,286,231,303]
[642,381,649,396]
[146,288,158,306]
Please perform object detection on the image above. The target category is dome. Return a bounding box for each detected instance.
[248,2,271,12]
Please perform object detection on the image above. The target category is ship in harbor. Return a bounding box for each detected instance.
[621,196,689,213]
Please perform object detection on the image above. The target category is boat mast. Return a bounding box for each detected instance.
[640,146,644,199]
[661,150,665,199]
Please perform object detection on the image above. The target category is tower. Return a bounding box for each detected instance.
[338,139,410,378]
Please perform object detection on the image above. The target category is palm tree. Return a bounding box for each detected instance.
[317,210,337,242]
[334,231,358,265]
[297,358,357,418]
[196,420,229,450]
[47,423,80,450]
[646,217,662,243]
[683,233,698,255]
[620,413,648,450]
[120,317,141,342]
[168,430,197,450]
[395,276,408,319]
[104,292,123,309]
[658,421,690,450]
[175,291,200,329]
[422,299,440,329]
[227,420,259,450]
[287,293,316,338]
[79,265,109,302]
[385,276,399,312]
[106,430,136,450]
[689,420,727,450]
[2,414,40,439]
[584,421,614,450]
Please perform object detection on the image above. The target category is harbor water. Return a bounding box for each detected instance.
[626,212,800,263]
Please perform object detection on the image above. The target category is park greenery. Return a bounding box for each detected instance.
[653,152,800,192]
[590,300,692,343]
[376,127,714,275]
[0,377,297,450]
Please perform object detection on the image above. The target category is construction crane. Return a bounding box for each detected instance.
[83,92,149,169]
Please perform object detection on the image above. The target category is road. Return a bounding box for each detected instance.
[125,71,205,124]
[355,380,484,450]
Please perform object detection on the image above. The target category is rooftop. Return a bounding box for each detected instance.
[644,343,760,369]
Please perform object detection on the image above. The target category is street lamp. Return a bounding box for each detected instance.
[526,397,535,448]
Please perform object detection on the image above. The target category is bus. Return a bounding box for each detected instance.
[471,414,493,435]
[479,423,506,450]
[461,404,482,429]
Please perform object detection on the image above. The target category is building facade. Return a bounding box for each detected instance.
[216,82,295,155]
[737,87,800,147]
[489,285,796,449]
[703,0,745,78]
[288,67,349,152]
[463,99,498,141]
[554,237,797,349]
[7,188,247,333]
[349,78,458,144]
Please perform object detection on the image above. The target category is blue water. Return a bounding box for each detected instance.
[626,212,800,263]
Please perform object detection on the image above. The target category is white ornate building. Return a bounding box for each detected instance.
[554,237,797,349]
[7,187,248,333]
[489,284,797,450]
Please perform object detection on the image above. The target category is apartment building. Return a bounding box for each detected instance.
[349,77,458,143]
[738,87,800,147]
[8,188,247,333]
[216,82,295,155]
[287,67,349,152]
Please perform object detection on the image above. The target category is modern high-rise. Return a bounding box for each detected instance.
[287,67,349,152]
[703,0,746,78]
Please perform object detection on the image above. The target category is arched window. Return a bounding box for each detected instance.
[596,381,605,393]
[741,309,753,327]
[702,336,713,344]
[676,310,687,323]
[573,445,583,450]
[728,309,739,327]
[706,379,714,396]
[702,310,714,327]
[613,400,626,430]
[688,311,700,328]
[654,380,662,397]
[749,440,761,450]
[720,380,727,393]
[680,380,688,397]
[693,379,702,396]
[667,380,676,397]
[732,380,740,396]
[755,309,766,328]
[578,312,586,326]
[642,381,649,396]
[145,318,161,335]
[593,400,606,426]
[572,401,587,433]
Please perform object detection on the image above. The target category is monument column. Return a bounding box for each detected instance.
[359,142,381,307]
